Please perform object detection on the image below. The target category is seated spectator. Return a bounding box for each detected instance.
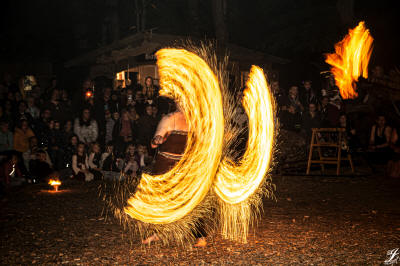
[387,125,400,178]
[61,120,74,148]
[14,101,34,126]
[137,144,152,171]
[302,103,321,141]
[13,119,35,153]
[123,144,139,178]
[29,149,55,182]
[88,142,103,180]
[23,136,52,172]
[0,120,13,153]
[33,108,52,148]
[74,108,98,144]
[368,114,392,165]
[1,100,14,130]
[101,141,123,180]
[319,96,340,127]
[0,154,24,190]
[338,113,360,153]
[112,109,136,154]
[71,142,93,182]
[281,105,302,132]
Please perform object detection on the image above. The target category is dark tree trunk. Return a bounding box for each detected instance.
[212,0,228,47]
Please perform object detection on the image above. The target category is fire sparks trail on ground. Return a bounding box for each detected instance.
[48,179,61,192]
[325,21,374,99]
[214,66,275,242]
[124,48,225,224]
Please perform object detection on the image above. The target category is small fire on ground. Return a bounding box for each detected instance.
[48,179,61,192]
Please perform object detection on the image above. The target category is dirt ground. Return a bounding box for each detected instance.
[1,170,399,265]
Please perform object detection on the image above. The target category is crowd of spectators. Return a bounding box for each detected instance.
[1,66,399,193]
[0,75,172,192]
[272,68,399,177]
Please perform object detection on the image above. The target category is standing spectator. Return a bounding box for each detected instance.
[387,125,400,178]
[26,96,40,119]
[300,80,318,108]
[46,89,66,123]
[74,108,98,144]
[13,119,35,153]
[48,120,64,170]
[72,142,93,182]
[302,103,321,141]
[136,104,157,148]
[88,142,103,180]
[0,120,13,153]
[142,76,159,104]
[319,96,340,127]
[282,86,304,113]
[128,105,140,123]
[134,90,146,115]
[2,100,15,129]
[112,109,136,154]
[104,109,115,145]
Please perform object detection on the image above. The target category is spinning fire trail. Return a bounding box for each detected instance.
[325,21,374,99]
[122,46,276,243]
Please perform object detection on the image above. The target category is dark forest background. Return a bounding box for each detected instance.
[0,0,399,83]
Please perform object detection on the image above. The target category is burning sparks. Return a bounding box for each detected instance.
[124,48,225,224]
[48,179,61,192]
[325,21,374,99]
[122,46,275,243]
[214,66,275,242]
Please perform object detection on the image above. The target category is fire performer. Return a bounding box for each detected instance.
[142,103,207,247]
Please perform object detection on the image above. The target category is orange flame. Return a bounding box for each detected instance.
[325,21,374,99]
[48,179,61,186]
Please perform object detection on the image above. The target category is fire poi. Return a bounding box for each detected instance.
[101,43,276,245]
[325,21,374,99]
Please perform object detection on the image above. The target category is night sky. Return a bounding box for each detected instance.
[1,0,399,76]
